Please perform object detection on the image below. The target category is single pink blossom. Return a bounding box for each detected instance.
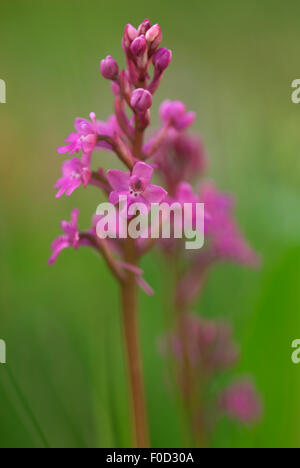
[54,157,92,198]
[160,100,195,130]
[57,113,123,156]
[219,379,262,425]
[107,161,167,213]
[57,112,98,155]
[48,209,81,265]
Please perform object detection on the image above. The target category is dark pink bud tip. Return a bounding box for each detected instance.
[130,88,153,113]
[100,55,119,80]
[152,48,172,72]
[138,19,152,35]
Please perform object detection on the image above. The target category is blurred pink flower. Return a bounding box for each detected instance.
[48,209,81,265]
[153,129,206,190]
[165,315,239,374]
[219,379,262,425]
[160,100,195,130]
[201,181,260,267]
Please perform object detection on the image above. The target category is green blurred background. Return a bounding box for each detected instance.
[0,0,300,448]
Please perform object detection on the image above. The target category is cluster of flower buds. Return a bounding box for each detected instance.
[50,19,176,294]
[120,20,171,90]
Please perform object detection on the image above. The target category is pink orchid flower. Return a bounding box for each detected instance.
[54,157,92,198]
[48,209,81,265]
[107,161,167,213]
[57,112,98,155]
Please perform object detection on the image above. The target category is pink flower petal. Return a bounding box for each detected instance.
[74,118,93,135]
[136,276,155,296]
[71,208,80,226]
[132,162,153,185]
[109,190,129,205]
[48,237,70,265]
[57,145,70,154]
[143,184,167,204]
[117,260,144,276]
[176,182,196,202]
[107,169,130,191]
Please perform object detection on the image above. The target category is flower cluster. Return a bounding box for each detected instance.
[49,18,262,446]
[161,315,262,430]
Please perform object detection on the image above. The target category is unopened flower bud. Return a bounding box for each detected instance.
[146,24,162,54]
[130,35,148,68]
[130,35,147,57]
[100,56,119,80]
[122,24,138,50]
[138,19,151,35]
[130,88,152,113]
[152,48,172,72]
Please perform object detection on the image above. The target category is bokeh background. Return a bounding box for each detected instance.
[1,0,300,448]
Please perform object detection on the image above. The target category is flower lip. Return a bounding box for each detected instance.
[129,175,147,195]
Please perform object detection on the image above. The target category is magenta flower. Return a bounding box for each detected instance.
[107,161,167,213]
[219,379,262,425]
[160,100,195,130]
[54,157,92,198]
[57,112,98,155]
[57,112,125,156]
[48,209,81,265]
[200,181,260,267]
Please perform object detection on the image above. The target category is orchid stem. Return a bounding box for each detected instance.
[121,237,150,448]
